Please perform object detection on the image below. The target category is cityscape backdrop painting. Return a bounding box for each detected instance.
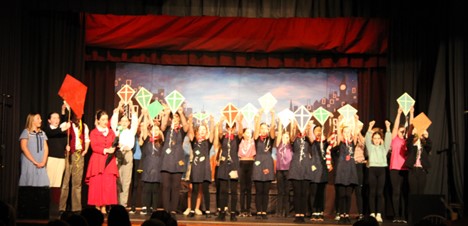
[115,63,358,125]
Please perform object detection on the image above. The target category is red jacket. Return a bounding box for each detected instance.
[85,128,118,183]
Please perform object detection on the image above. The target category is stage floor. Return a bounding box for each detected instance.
[18,212,404,226]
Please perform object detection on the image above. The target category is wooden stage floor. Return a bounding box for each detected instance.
[17,212,406,226]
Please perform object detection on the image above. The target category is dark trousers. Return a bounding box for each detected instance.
[191,182,210,211]
[276,170,290,215]
[219,179,238,211]
[337,185,354,214]
[142,182,161,210]
[390,169,408,218]
[239,161,254,212]
[408,167,426,194]
[254,181,271,213]
[161,172,182,212]
[129,159,142,208]
[310,182,326,213]
[292,180,308,214]
[355,163,366,214]
[368,167,386,213]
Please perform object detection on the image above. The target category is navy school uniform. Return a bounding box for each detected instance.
[190,139,213,183]
[288,137,314,181]
[333,142,358,186]
[141,137,163,183]
[252,136,275,182]
[217,135,241,180]
[161,127,188,173]
[310,140,329,183]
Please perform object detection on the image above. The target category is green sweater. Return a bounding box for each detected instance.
[365,131,391,167]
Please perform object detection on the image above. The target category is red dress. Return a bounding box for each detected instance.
[85,128,118,206]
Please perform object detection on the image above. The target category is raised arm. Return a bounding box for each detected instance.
[110,100,124,132]
[276,119,283,147]
[365,120,375,147]
[160,103,171,131]
[392,107,403,138]
[353,115,360,145]
[178,107,189,132]
[290,120,297,142]
[237,113,244,138]
[384,120,392,151]
[409,106,415,125]
[336,115,344,145]
[269,109,276,139]
[129,102,138,135]
[208,115,215,143]
[187,114,194,141]
[253,108,263,139]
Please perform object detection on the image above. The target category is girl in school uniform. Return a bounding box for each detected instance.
[160,106,189,218]
[333,115,360,224]
[187,115,215,218]
[287,120,313,223]
[139,108,164,215]
[214,114,243,221]
[309,124,329,222]
[252,109,276,220]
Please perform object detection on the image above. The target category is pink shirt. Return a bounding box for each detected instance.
[238,139,256,158]
[389,136,408,170]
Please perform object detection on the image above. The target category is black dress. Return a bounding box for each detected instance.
[252,136,275,182]
[217,135,241,180]
[161,127,187,173]
[141,137,163,183]
[189,139,213,183]
[310,140,329,183]
[288,137,313,181]
[334,142,358,186]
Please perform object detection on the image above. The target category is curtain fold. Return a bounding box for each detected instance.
[86,14,388,55]
[85,48,386,68]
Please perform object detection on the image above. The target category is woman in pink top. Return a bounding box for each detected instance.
[389,107,413,223]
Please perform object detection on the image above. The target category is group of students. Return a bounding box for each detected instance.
[18,100,432,224]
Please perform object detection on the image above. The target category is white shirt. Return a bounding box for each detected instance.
[72,123,90,150]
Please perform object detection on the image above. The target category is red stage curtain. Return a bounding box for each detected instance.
[85,14,388,55]
[85,48,386,68]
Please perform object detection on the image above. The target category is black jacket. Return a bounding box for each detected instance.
[404,134,432,170]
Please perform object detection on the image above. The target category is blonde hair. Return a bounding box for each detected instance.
[24,113,41,132]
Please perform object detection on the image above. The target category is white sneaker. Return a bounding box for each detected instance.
[375,213,383,223]
[195,209,203,215]
[370,213,376,218]
[183,208,191,216]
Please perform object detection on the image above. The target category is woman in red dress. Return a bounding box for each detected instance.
[85,110,118,214]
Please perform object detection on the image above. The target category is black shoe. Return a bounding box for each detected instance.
[170,211,177,220]
[216,211,226,221]
[294,216,304,223]
[346,217,352,224]
[188,211,195,218]
[338,215,346,224]
[230,212,237,221]
[255,213,262,219]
